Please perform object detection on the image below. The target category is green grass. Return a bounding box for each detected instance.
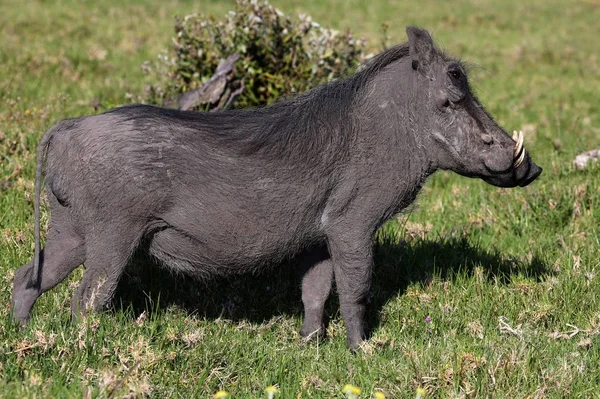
[1,0,600,397]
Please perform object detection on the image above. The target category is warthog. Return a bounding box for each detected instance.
[12,27,542,348]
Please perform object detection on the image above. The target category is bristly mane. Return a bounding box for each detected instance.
[112,44,411,163]
[215,43,412,160]
[357,43,410,83]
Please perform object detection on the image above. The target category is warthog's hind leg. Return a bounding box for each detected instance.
[11,229,85,324]
[70,225,142,317]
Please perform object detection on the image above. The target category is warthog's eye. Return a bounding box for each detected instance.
[448,69,462,80]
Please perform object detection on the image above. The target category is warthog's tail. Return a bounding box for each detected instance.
[30,125,58,288]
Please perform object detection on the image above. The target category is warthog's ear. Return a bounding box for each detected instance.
[406,26,435,70]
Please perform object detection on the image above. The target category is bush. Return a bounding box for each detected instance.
[141,0,368,110]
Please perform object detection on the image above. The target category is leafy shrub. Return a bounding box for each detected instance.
[141,0,368,110]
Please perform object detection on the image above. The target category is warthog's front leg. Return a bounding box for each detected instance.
[299,245,333,340]
[328,233,373,349]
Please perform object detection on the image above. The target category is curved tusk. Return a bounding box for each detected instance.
[513,130,525,169]
[514,146,526,168]
[514,130,524,157]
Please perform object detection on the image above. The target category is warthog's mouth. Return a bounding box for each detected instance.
[483,129,542,188]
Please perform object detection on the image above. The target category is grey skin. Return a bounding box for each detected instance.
[12,27,542,349]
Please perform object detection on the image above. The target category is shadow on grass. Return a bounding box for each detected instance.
[113,235,550,335]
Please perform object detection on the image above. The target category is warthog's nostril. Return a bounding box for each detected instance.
[481,134,493,144]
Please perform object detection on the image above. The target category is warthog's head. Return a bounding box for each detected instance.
[405,26,542,187]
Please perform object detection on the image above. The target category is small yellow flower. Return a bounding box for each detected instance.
[374,391,386,399]
[25,109,31,115]
[342,384,361,397]
[214,390,230,399]
[415,387,426,399]
[265,385,279,398]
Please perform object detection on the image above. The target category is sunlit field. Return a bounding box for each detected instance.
[1,0,599,397]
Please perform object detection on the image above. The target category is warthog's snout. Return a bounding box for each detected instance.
[483,130,543,188]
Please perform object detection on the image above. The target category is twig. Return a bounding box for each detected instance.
[498,316,523,338]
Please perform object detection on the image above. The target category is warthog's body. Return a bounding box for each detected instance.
[12,27,542,348]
